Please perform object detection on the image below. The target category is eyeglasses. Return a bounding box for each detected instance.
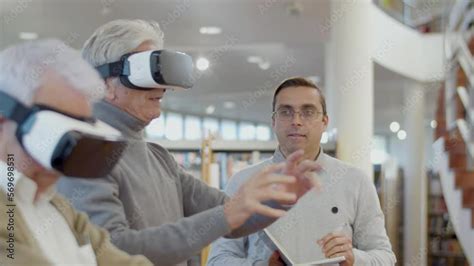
[273,107,323,122]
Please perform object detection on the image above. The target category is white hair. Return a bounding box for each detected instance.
[82,19,164,67]
[0,39,105,106]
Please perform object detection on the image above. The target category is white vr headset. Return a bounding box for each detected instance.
[0,91,127,178]
[96,50,195,91]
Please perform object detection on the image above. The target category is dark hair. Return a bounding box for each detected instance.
[272,77,327,115]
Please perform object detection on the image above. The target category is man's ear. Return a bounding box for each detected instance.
[104,78,118,101]
[322,115,329,130]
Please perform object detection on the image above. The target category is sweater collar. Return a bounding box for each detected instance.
[93,100,147,139]
[272,146,325,165]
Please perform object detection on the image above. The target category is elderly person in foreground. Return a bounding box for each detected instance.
[0,39,153,265]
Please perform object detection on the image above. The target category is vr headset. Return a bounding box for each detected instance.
[96,50,195,91]
[0,91,127,178]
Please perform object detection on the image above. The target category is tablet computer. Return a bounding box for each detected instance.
[263,188,347,265]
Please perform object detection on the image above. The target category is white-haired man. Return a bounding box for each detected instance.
[0,39,152,265]
[58,19,321,266]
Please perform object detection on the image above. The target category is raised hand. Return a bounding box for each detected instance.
[281,150,322,198]
[224,163,297,229]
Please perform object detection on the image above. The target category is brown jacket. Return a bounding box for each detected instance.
[0,189,153,266]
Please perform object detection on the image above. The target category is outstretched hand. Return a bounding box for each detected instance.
[280,149,322,198]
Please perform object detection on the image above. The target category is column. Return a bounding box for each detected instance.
[330,0,374,179]
[403,81,427,266]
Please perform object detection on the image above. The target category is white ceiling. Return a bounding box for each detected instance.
[0,0,439,135]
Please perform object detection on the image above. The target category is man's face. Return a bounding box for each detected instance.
[105,40,167,124]
[0,70,93,181]
[272,86,328,158]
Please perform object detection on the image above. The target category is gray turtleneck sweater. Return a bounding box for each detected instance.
[57,101,273,266]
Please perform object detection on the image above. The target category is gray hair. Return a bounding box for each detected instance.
[0,39,105,106]
[82,19,164,67]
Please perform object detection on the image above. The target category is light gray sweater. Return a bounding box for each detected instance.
[207,149,397,266]
[57,101,273,266]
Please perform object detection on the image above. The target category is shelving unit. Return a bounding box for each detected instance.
[159,140,277,189]
[427,172,468,266]
[379,159,404,264]
[155,139,336,190]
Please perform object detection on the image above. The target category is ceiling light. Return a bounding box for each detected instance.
[19,32,38,40]
[430,120,437,129]
[196,57,210,71]
[199,26,222,35]
[206,105,215,114]
[247,56,262,64]
[258,61,270,70]
[397,130,407,140]
[223,101,236,109]
[389,121,400,133]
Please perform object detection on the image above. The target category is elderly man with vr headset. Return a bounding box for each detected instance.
[57,19,322,266]
[0,39,152,265]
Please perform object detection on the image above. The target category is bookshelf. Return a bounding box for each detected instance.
[157,139,336,190]
[427,172,468,266]
[379,159,404,264]
[161,140,278,189]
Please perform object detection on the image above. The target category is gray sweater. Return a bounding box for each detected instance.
[57,101,272,266]
[208,149,397,266]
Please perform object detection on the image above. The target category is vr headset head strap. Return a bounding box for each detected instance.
[0,90,38,144]
[95,54,149,90]
[0,90,33,124]
[96,60,129,79]
[95,53,132,79]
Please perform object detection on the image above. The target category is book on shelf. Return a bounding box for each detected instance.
[171,150,273,189]
[172,151,202,179]
[430,238,464,256]
[215,151,273,189]
[429,196,448,213]
[429,216,455,235]
[427,172,467,264]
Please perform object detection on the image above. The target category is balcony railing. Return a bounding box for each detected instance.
[373,0,455,32]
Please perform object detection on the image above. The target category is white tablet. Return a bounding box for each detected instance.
[264,188,347,265]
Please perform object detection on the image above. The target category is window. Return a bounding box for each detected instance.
[239,122,256,140]
[184,115,202,140]
[221,120,237,140]
[203,117,219,138]
[256,124,271,141]
[145,113,166,139]
[165,112,183,140]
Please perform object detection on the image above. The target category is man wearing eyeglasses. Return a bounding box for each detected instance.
[207,77,396,266]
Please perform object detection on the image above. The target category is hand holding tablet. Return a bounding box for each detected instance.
[264,188,347,265]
